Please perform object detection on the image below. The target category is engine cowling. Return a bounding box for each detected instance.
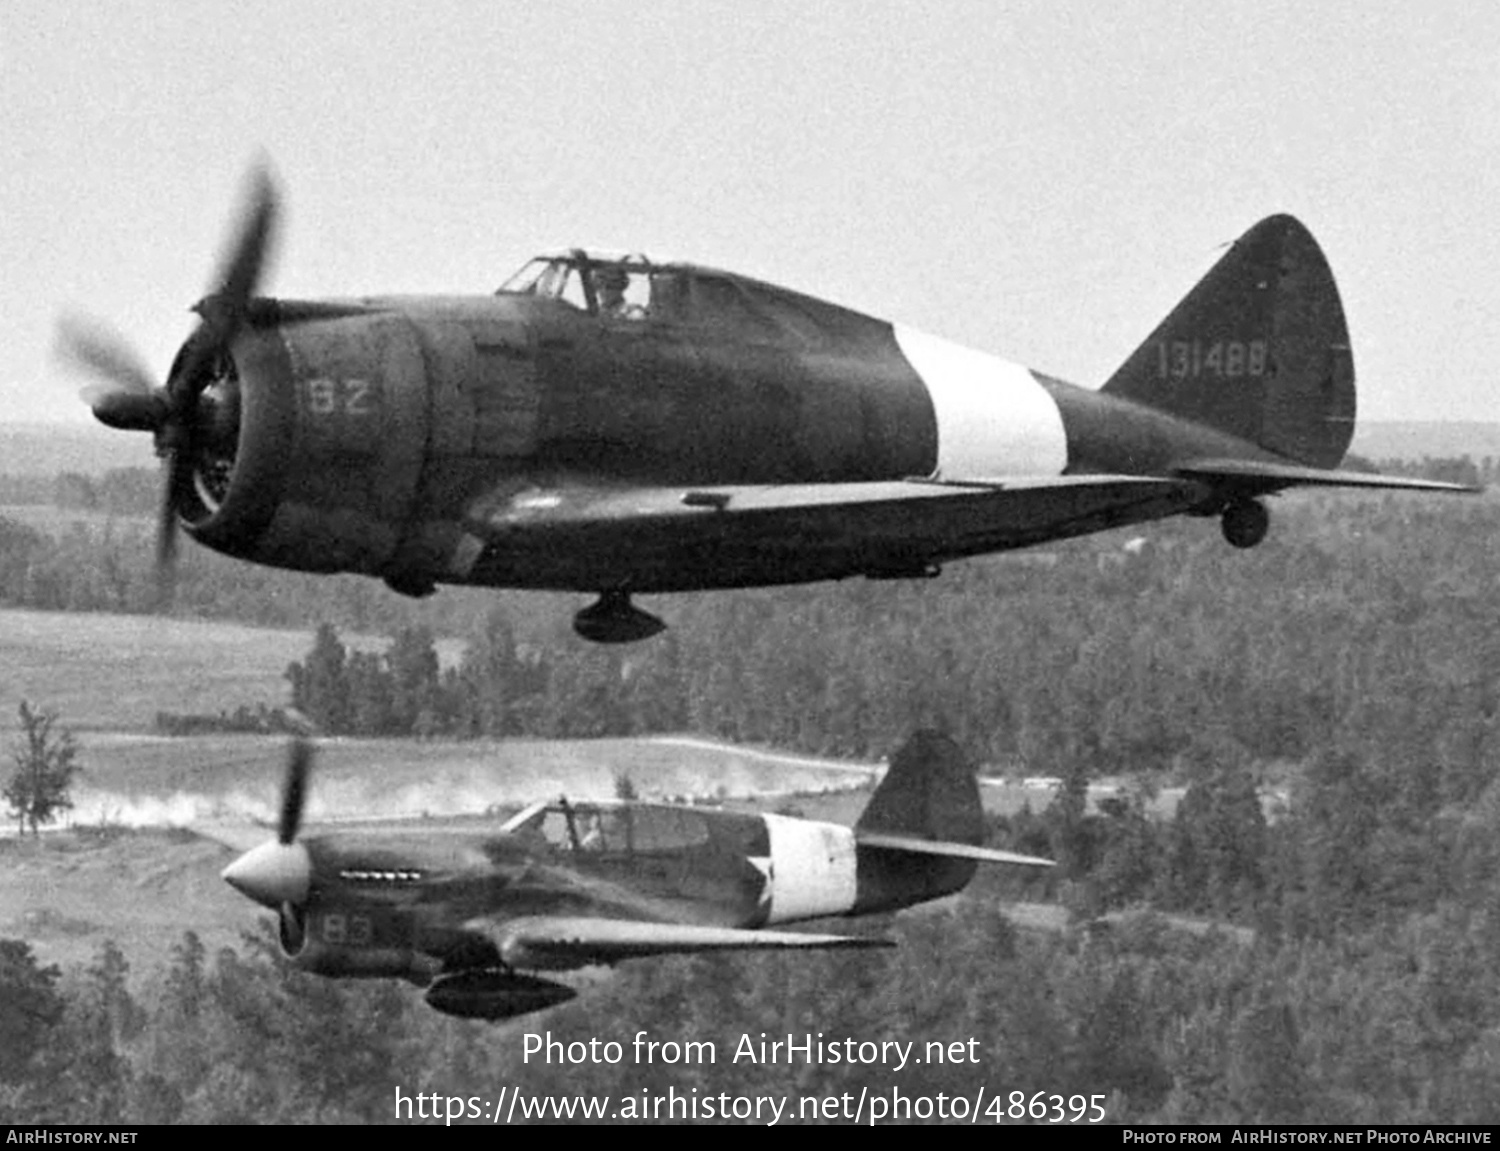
[182,303,544,594]
[277,900,439,985]
[182,312,433,588]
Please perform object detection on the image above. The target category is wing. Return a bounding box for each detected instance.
[461,475,1210,587]
[480,915,892,970]
[1176,457,1480,493]
[855,831,1054,867]
[469,474,1203,527]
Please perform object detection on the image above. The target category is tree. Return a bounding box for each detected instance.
[1227,1000,1309,1122]
[4,702,82,836]
[0,939,63,1083]
[285,624,351,734]
[387,626,443,734]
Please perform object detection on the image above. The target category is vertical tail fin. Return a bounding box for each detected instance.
[850,730,984,914]
[1101,215,1355,468]
[856,729,984,845]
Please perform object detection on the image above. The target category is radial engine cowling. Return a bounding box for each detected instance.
[181,310,435,591]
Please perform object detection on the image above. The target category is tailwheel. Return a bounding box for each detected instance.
[1221,498,1269,549]
[572,591,666,644]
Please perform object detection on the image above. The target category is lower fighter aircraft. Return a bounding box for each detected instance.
[218,731,1052,1020]
[61,167,1473,641]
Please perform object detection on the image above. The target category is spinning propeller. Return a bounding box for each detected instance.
[55,164,278,605]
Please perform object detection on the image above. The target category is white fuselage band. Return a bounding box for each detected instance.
[894,325,1068,479]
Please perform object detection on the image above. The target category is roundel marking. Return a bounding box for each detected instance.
[894,325,1068,478]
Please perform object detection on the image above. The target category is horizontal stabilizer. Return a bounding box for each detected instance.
[486,915,891,969]
[857,831,1054,868]
[1176,457,1480,494]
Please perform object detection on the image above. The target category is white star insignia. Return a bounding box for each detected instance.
[748,856,773,909]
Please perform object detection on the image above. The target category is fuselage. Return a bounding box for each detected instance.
[181,257,1290,597]
[236,801,966,983]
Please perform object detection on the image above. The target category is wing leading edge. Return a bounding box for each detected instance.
[483,915,891,970]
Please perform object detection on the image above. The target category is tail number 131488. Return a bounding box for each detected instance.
[1157,339,1267,380]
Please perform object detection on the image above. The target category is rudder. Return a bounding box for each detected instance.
[1101,215,1355,468]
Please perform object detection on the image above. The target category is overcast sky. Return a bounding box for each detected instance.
[4,1,1496,427]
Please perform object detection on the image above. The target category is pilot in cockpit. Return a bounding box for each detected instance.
[592,266,647,321]
[580,812,605,850]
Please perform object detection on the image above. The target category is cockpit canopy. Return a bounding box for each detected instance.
[497,248,875,345]
[499,251,658,318]
[503,799,712,855]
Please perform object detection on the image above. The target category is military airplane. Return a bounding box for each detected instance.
[218,731,1052,1021]
[61,166,1473,641]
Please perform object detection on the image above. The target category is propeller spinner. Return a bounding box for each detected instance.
[221,738,312,909]
[55,164,279,605]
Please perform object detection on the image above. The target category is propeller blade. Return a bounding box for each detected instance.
[279,738,313,845]
[163,162,279,449]
[279,902,307,952]
[56,315,166,431]
[58,158,280,615]
[194,162,279,343]
[55,313,157,397]
[153,455,181,608]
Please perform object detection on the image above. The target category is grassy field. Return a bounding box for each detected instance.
[0,422,155,475]
[0,827,250,976]
[0,607,465,732]
[0,504,153,534]
[66,731,880,826]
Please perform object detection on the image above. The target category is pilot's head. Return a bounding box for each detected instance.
[594,267,629,300]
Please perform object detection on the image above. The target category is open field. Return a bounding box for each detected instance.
[0,607,465,731]
[65,727,1153,834]
[0,503,152,535]
[0,609,311,729]
[65,731,881,826]
[0,422,156,475]
[0,827,249,976]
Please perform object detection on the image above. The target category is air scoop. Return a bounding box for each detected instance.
[222,840,311,908]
